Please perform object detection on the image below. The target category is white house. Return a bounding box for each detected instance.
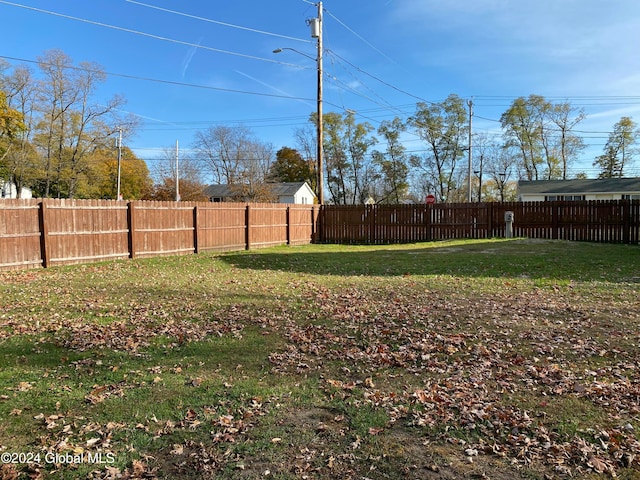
[1,180,33,199]
[204,182,317,204]
[518,178,640,202]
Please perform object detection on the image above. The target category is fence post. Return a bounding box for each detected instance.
[368,205,375,244]
[245,204,251,250]
[127,202,136,258]
[317,205,324,243]
[193,206,200,254]
[286,206,291,245]
[38,200,50,268]
[310,206,316,243]
[425,204,431,242]
[486,202,493,238]
[623,199,630,245]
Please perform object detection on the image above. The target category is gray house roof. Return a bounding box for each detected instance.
[267,182,311,196]
[204,182,312,199]
[518,178,640,195]
[203,184,234,197]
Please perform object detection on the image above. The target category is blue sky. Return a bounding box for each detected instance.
[2,0,640,178]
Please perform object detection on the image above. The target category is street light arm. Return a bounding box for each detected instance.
[272,47,316,61]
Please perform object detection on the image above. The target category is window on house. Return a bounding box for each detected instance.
[545,195,584,201]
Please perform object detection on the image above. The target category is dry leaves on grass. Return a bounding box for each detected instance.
[22,395,272,479]
[266,284,640,477]
[1,302,245,353]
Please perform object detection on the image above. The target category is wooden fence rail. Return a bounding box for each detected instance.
[318,200,640,245]
[0,199,319,271]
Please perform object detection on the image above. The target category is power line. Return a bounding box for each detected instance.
[325,54,409,118]
[474,95,640,100]
[0,54,315,102]
[323,7,395,64]
[0,0,297,66]
[125,0,311,44]
[325,49,430,104]
[325,76,397,118]
[4,49,623,142]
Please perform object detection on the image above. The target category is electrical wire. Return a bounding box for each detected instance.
[125,0,311,44]
[4,47,625,145]
[0,54,315,102]
[325,49,431,105]
[0,0,297,66]
[325,52,408,118]
[323,7,395,64]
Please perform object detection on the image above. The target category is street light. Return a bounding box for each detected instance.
[273,2,324,204]
[498,172,506,202]
[272,47,314,61]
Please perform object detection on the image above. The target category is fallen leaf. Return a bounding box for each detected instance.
[170,444,184,455]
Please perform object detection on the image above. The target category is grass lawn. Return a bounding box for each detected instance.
[1,238,639,479]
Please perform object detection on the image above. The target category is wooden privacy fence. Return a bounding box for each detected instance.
[318,200,640,245]
[0,199,319,271]
[2,199,638,271]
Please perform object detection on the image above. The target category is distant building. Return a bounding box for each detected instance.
[518,178,640,202]
[1,181,33,199]
[204,182,316,204]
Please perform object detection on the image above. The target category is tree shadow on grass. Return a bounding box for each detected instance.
[218,239,640,283]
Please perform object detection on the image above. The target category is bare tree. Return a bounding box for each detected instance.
[484,145,518,202]
[549,102,585,179]
[150,145,206,201]
[192,125,275,201]
[33,50,131,197]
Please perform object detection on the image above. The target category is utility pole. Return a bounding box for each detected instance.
[621,135,625,177]
[274,2,323,203]
[474,155,484,202]
[467,99,473,203]
[312,2,324,204]
[116,128,122,201]
[175,140,180,202]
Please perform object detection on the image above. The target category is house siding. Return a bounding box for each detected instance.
[518,179,640,202]
[204,182,317,205]
[1,182,33,199]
